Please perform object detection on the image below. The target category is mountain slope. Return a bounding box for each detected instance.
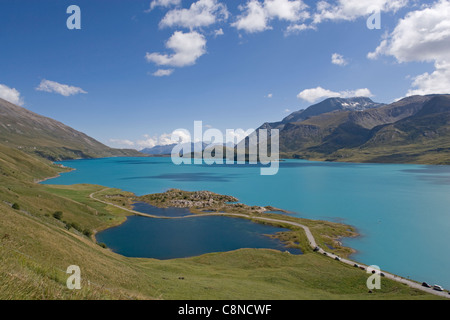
[347,95,450,163]
[254,95,450,164]
[261,97,384,131]
[0,98,142,161]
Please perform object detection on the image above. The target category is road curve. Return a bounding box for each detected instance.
[90,189,450,299]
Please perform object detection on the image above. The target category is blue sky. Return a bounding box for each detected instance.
[0,0,448,149]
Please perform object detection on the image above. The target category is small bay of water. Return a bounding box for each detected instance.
[132,202,193,218]
[96,215,302,259]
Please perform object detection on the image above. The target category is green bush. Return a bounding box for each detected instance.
[11,203,20,210]
[83,229,92,238]
[53,211,63,220]
[68,222,82,233]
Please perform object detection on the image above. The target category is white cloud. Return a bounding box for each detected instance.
[0,84,24,106]
[145,31,207,67]
[152,69,175,77]
[368,1,450,62]
[367,39,388,61]
[136,136,163,149]
[407,60,450,96]
[264,0,309,21]
[159,0,229,29]
[341,88,373,98]
[284,23,316,35]
[233,0,408,34]
[297,87,340,102]
[297,86,373,103]
[266,93,273,98]
[147,0,181,12]
[232,0,270,33]
[136,138,159,149]
[137,130,192,149]
[368,0,450,96]
[214,28,224,37]
[36,79,87,97]
[331,53,348,66]
[233,0,309,33]
[109,139,135,147]
[313,0,408,23]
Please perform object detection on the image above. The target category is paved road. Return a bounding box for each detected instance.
[90,190,450,299]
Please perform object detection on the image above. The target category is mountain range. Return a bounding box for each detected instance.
[256,95,450,164]
[262,97,385,130]
[1,94,449,165]
[0,98,142,161]
[141,142,236,156]
[141,142,208,156]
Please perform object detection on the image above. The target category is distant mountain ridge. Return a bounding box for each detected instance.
[141,142,235,156]
[0,98,142,161]
[141,142,207,155]
[254,95,450,164]
[261,97,384,131]
[141,144,178,155]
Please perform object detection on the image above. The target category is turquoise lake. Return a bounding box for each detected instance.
[43,157,450,288]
